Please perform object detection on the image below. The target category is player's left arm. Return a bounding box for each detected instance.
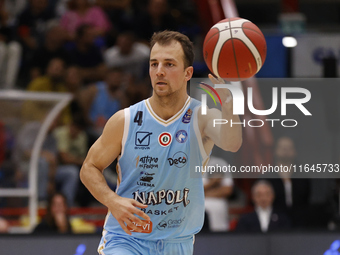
[199,74,242,153]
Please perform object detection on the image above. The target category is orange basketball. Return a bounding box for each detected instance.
[203,17,267,81]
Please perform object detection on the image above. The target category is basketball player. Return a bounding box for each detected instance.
[80,30,242,255]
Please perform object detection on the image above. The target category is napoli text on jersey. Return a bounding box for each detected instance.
[99,97,209,248]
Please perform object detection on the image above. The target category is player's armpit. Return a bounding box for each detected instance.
[84,109,125,172]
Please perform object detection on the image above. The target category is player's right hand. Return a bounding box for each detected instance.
[109,196,150,235]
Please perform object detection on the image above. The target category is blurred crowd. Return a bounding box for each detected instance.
[202,137,339,234]
[0,0,204,90]
[0,0,339,235]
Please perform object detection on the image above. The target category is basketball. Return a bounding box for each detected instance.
[203,17,267,81]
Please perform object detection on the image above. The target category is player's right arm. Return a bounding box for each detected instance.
[80,110,150,235]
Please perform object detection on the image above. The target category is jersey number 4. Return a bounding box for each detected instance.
[134,111,143,126]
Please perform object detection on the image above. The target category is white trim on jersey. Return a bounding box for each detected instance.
[115,108,130,193]
[145,97,191,127]
[121,108,130,158]
[98,226,108,254]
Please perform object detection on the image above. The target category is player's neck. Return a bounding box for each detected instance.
[149,92,189,121]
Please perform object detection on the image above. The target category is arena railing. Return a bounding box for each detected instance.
[0,90,72,233]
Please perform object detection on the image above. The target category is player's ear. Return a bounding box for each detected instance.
[184,66,193,81]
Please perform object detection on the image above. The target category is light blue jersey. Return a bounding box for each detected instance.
[99,97,209,253]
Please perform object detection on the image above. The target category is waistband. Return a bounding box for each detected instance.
[105,231,194,244]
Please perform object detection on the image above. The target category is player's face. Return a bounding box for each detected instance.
[149,41,193,97]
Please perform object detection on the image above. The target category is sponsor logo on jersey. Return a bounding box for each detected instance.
[157,217,185,230]
[135,156,158,169]
[137,171,155,187]
[135,131,152,150]
[175,130,188,143]
[139,171,155,182]
[133,188,190,207]
[182,108,192,123]
[158,132,172,147]
[168,151,188,168]
[157,220,167,230]
[127,220,152,233]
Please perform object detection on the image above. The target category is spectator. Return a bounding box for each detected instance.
[64,65,85,117]
[265,136,310,228]
[0,0,22,89]
[104,31,149,79]
[60,0,111,41]
[53,0,69,17]
[29,25,68,81]
[27,57,66,92]
[53,114,89,207]
[67,24,107,83]
[124,75,151,106]
[0,121,16,189]
[134,0,178,42]
[203,156,233,232]
[236,180,291,233]
[13,121,79,206]
[3,0,27,26]
[24,58,71,125]
[80,67,127,137]
[95,0,132,32]
[34,192,72,234]
[16,0,56,54]
[53,114,88,169]
[0,216,9,233]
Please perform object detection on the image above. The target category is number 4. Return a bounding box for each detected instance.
[134,111,143,126]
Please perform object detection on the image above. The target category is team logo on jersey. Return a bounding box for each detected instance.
[158,132,172,147]
[175,130,188,143]
[168,151,188,168]
[182,108,192,123]
[135,131,152,149]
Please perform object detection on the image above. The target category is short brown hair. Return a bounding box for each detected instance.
[150,30,194,68]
